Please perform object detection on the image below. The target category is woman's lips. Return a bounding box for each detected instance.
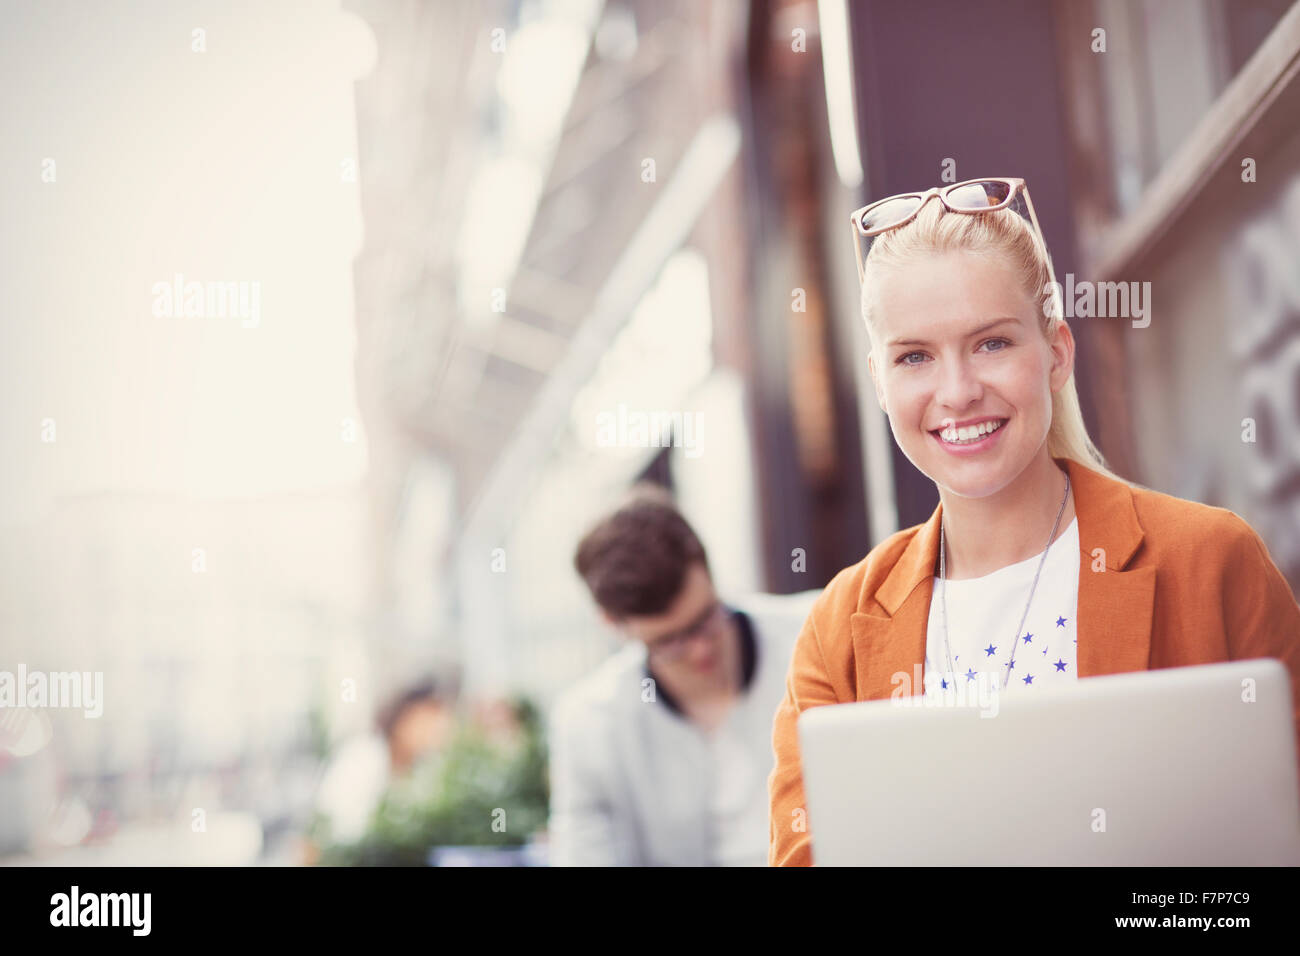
[930,418,1008,455]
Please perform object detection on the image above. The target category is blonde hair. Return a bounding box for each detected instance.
[860,199,1130,485]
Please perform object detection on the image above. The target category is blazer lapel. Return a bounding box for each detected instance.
[848,457,1155,701]
[1066,459,1155,677]
[851,505,942,702]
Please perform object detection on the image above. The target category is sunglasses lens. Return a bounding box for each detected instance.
[857,195,922,233]
[945,180,1013,210]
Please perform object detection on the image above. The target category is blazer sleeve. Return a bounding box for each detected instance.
[1221,514,1300,784]
[546,697,636,866]
[768,600,845,866]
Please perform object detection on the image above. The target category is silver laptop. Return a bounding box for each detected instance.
[797,658,1300,865]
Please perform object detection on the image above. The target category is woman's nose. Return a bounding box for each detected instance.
[935,356,983,409]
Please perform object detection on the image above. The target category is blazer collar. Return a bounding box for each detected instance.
[852,457,1156,700]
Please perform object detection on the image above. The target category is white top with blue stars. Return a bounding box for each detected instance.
[923,517,1079,696]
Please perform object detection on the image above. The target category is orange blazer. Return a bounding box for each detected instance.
[768,456,1300,867]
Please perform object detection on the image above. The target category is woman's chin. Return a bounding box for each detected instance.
[937,476,1005,500]
[915,448,1014,497]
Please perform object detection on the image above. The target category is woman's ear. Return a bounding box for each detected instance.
[1047,318,1076,392]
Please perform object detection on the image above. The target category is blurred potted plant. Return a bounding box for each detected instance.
[311,697,549,866]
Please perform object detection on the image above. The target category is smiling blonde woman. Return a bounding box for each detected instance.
[767,178,1300,867]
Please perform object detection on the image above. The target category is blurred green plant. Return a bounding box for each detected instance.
[305,693,332,763]
[311,697,549,866]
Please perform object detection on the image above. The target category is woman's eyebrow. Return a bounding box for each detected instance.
[887,316,1020,348]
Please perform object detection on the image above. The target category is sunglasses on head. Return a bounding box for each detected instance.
[849,177,1049,287]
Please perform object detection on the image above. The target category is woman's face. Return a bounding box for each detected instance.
[865,249,1073,499]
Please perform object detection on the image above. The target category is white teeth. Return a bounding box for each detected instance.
[939,419,1003,444]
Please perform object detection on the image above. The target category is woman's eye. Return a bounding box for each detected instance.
[896,339,1009,366]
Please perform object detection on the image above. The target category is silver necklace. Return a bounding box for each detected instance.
[938,471,1070,692]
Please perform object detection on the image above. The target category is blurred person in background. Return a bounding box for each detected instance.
[472,696,524,750]
[768,178,1300,866]
[309,678,455,855]
[548,485,819,866]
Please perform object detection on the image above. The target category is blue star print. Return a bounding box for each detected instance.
[932,594,1075,696]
